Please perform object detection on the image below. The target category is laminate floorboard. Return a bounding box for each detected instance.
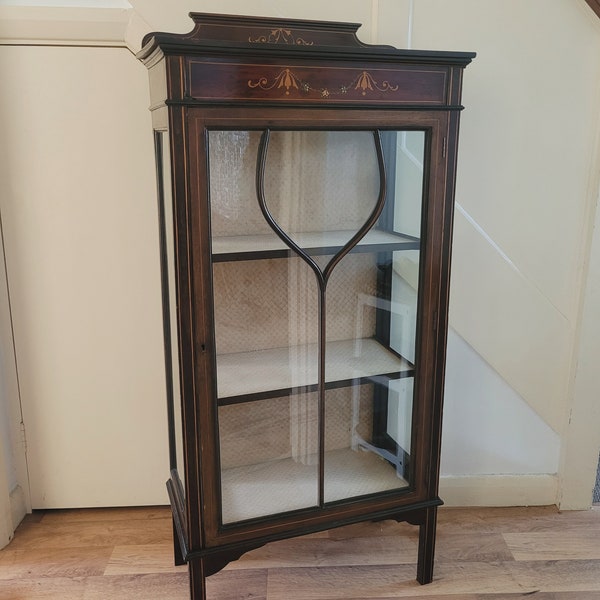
[1,505,599,599]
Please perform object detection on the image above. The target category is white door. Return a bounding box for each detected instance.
[0,46,169,508]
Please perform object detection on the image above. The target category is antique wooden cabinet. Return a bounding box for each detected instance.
[138,13,474,599]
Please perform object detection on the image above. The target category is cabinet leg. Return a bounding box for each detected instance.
[416,506,437,585]
[189,557,208,600]
[173,518,185,566]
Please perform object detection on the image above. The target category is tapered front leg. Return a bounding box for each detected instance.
[189,558,208,600]
[416,505,437,584]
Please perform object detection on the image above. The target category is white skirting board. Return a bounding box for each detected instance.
[439,474,559,507]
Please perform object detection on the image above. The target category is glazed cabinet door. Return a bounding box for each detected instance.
[193,114,441,538]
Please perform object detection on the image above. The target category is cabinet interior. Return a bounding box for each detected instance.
[206,129,422,524]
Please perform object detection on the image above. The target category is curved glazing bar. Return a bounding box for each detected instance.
[321,131,387,283]
[256,129,388,506]
[255,129,387,285]
[255,130,325,288]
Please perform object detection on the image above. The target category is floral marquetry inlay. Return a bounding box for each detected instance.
[248,68,302,95]
[247,69,400,98]
[354,71,399,95]
[248,28,314,45]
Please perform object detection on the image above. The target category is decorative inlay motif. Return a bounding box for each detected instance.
[353,71,399,95]
[247,69,399,98]
[248,68,302,95]
[248,28,314,45]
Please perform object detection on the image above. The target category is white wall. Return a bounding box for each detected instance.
[0,0,599,523]
[442,330,561,476]
[409,0,600,506]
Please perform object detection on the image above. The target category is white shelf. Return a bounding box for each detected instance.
[212,229,418,260]
[216,338,412,400]
[221,446,409,524]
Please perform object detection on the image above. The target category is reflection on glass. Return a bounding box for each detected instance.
[212,253,321,522]
[324,385,409,503]
[210,130,324,523]
[261,130,380,256]
[323,251,412,502]
[393,131,425,238]
[209,131,271,238]
[157,130,185,494]
[208,128,425,520]
[381,132,423,480]
[212,254,320,522]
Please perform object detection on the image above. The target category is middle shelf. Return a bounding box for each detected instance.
[216,337,413,405]
[212,228,420,262]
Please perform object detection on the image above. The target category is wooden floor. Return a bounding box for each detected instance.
[1,505,600,599]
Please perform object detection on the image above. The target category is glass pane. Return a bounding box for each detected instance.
[212,257,320,523]
[323,130,425,502]
[208,128,425,517]
[323,252,413,502]
[261,130,380,256]
[157,130,185,493]
[219,394,318,523]
[324,385,409,503]
[392,131,425,238]
[386,132,422,463]
[212,256,319,396]
[390,131,422,361]
[209,131,273,239]
[390,250,419,362]
[209,130,320,523]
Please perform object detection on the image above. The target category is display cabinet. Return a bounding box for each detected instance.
[138,13,474,599]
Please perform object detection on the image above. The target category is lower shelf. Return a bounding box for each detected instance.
[221,446,409,524]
